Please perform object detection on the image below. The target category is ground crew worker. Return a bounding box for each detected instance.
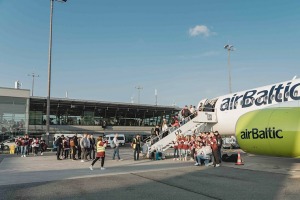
[132,134,141,161]
[89,136,106,170]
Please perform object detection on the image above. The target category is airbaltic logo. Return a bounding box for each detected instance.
[220,82,300,111]
[240,127,283,139]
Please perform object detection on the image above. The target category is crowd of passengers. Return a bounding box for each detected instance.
[172,131,222,167]
[13,132,222,169]
[150,104,222,167]
[13,104,220,167]
[151,105,197,142]
[14,134,47,157]
[53,133,97,162]
[12,133,97,162]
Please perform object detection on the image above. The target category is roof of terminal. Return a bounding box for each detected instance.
[30,96,180,112]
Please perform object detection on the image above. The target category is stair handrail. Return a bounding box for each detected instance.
[149,114,205,152]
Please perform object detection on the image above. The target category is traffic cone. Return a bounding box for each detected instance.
[235,152,244,165]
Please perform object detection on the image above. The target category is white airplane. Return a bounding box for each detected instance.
[196,77,300,158]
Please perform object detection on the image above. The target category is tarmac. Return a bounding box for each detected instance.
[0,147,299,200]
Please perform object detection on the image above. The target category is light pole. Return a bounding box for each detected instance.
[46,0,67,139]
[135,86,143,104]
[224,44,234,94]
[27,73,39,96]
[155,89,158,105]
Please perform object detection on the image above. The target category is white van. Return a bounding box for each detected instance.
[105,134,125,147]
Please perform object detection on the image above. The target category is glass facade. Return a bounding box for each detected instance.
[28,97,180,135]
[0,96,28,137]
[0,89,179,138]
[29,98,177,127]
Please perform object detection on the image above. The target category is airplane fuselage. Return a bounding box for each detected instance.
[209,79,300,135]
[197,78,300,158]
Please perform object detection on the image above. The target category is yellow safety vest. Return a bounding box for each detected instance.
[97,141,105,153]
[132,138,140,149]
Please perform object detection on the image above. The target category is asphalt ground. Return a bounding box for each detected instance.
[0,147,299,200]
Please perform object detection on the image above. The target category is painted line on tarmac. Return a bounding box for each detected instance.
[66,164,192,181]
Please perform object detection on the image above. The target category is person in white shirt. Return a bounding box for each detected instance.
[112,133,122,161]
[189,105,196,119]
[80,133,90,162]
[161,119,168,138]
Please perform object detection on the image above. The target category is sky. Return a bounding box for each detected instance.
[1,0,300,107]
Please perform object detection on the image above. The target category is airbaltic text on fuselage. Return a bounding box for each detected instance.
[240,128,283,139]
[220,82,300,111]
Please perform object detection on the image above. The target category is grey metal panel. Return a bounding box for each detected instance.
[0,88,30,98]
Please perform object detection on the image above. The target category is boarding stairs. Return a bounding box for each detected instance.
[149,111,218,153]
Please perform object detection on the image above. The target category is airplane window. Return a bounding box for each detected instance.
[294,90,298,97]
[240,100,243,106]
[264,96,268,102]
[278,93,282,99]
[246,99,250,104]
[271,94,275,100]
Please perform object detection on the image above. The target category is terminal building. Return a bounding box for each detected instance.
[0,87,180,141]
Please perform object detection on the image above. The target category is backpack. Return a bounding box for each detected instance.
[70,139,75,147]
[222,153,238,162]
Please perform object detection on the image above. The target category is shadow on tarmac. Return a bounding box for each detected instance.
[0,158,299,200]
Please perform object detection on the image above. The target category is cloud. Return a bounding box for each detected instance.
[189,25,214,37]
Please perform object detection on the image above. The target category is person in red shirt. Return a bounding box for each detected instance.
[209,132,220,167]
[32,137,39,156]
[171,115,180,128]
[63,138,70,159]
[177,135,184,161]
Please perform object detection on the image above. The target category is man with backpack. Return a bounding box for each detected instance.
[55,135,63,160]
[70,137,76,160]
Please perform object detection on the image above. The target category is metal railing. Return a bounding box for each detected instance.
[148,113,207,153]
